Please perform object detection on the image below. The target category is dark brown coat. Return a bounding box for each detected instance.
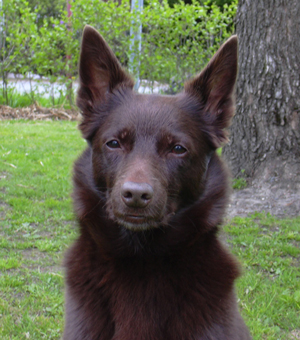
[63,26,251,340]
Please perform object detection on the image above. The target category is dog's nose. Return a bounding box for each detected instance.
[121,181,154,208]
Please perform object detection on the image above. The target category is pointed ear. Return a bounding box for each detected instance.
[184,35,238,148]
[76,25,134,114]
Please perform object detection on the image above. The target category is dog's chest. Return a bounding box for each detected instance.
[96,258,223,340]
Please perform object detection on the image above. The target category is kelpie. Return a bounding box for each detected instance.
[63,25,251,340]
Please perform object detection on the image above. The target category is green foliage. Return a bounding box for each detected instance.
[232,177,247,189]
[26,0,65,26]
[1,0,37,102]
[139,0,237,90]
[232,169,247,189]
[206,0,234,8]
[0,86,74,108]
[1,0,237,106]
[154,0,235,9]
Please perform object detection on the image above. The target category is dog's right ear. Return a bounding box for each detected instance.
[77,26,134,139]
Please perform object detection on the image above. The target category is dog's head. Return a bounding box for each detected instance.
[76,26,237,232]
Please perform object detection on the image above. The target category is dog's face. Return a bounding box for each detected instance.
[76,26,237,231]
[91,92,210,230]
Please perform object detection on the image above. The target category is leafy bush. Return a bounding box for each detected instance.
[140,0,236,90]
[1,0,237,106]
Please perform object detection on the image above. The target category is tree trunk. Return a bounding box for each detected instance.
[223,0,300,190]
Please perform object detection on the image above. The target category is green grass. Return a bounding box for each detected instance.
[224,214,300,339]
[0,120,299,339]
[0,120,85,339]
[232,177,248,190]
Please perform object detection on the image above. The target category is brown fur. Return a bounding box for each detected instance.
[63,25,251,340]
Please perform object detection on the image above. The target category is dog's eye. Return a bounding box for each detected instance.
[171,145,187,155]
[106,140,121,149]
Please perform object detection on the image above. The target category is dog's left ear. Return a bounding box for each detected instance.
[185,36,238,148]
[77,26,134,139]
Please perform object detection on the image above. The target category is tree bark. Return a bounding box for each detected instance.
[223,0,300,189]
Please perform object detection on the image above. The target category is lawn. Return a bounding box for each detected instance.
[0,120,299,339]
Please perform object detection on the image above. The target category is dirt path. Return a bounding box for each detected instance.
[228,181,300,218]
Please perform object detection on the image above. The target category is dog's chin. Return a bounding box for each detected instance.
[115,215,160,231]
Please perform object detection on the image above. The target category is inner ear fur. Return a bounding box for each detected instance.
[184,35,238,148]
[77,25,134,113]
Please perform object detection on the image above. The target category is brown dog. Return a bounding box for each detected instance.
[63,25,251,340]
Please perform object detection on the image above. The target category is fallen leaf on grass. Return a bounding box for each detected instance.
[4,162,17,168]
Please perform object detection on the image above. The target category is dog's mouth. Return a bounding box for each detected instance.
[115,213,160,231]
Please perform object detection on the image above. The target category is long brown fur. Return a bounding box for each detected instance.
[63,25,251,340]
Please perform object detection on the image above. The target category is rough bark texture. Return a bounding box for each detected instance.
[223,0,300,190]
